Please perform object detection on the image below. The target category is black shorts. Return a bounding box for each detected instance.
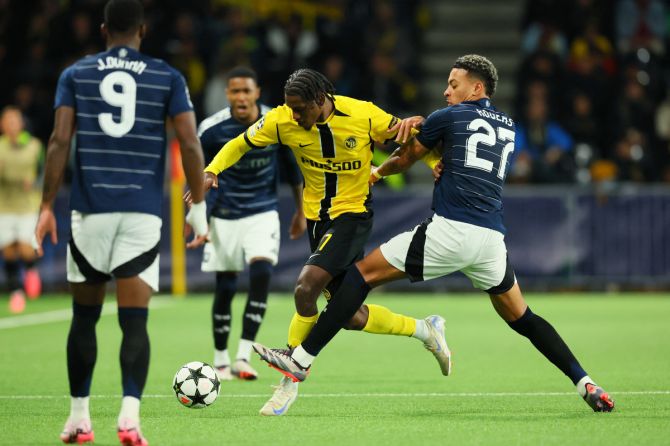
[306,212,373,277]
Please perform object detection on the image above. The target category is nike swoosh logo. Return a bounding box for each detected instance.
[298,143,313,147]
[272,398,291,415]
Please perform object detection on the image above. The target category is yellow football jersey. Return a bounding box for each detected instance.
[242,95,399,221]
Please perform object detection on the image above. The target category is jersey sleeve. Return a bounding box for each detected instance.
[278,147,303,186]
[367,102,400,144]
[168,69,194,117]
[243,108,281,149]
[54,66,76,109]
[416,108,450,150]
[197,125,219,165]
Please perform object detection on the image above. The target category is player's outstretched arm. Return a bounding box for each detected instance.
[173,110,208,246]
[34,106,75,257]
[370,137,431,185]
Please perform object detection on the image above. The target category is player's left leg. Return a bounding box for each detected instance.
[3,243,25,313]
[18,240,41,299]
[489,280,614,412]
[233,258,272,380]
[17,212,41,299]
[234,211,279,380]
[110,213,161,445]
[115,277,151,445]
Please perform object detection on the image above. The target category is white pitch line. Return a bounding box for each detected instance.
[0,299,174,330]
[1,391,668,399]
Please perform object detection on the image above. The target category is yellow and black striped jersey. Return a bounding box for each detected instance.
[241,95,399,221]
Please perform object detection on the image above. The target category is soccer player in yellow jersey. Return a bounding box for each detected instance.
[203,69,449,416]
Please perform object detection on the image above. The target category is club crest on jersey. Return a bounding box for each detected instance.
[344,137,357,149]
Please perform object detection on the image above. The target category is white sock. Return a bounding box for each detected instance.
[214,349,231,368]
[291,345,315,368]
[411,319,430,342]
[118,396,140,424]
[280,376,299,391]
[576,375,594,397]
[236,339,254,362]
[70,396,90,421]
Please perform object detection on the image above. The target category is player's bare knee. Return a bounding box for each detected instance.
[293,281,319,315]
[344,305,368,331]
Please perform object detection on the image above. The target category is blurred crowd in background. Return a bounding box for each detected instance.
[513,0,669,184]
[0,0,668,185]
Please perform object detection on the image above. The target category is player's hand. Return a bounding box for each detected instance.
[204,172,218,190]
[33,206,58,257]
[432,161,444,182]
[390,116,425,144]
[184,223,208,249]
[185,200,208,248]
[289,210,307,240]
[369,166,382,186]
[183,190,193,208]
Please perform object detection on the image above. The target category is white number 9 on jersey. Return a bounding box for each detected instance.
[98,71,137,138]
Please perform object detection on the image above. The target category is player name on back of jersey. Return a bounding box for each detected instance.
[97,56,147,75]
[475,108,514,127]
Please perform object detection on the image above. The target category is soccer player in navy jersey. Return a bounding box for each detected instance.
[254,55,615,413]
[195,66,305,382]
[33,0,208,444]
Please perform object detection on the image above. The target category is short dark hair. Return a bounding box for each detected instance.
[453,54,498,97]
[284,68,335,103]
[226,66,258,85]
[104,0,144,35]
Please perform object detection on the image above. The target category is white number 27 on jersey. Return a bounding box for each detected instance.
[465,118,515,180]
[98,71,137,138]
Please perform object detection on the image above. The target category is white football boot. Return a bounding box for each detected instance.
[259,376,298,416]
[423,315,452,376]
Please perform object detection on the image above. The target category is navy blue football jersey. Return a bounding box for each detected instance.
[54,45,193,217]
[198,104,302,219]
[416,98,515,234]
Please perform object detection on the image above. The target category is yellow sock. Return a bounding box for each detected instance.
[363,304,416,336]
[287,312,318,348]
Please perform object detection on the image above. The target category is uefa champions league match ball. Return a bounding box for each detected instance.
[172,361,220,408]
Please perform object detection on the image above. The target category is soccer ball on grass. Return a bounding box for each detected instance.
[172,361,220,408]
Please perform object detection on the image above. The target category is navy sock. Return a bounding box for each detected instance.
[4,260,20,291]
[213,272,237,351]
[241,261,272,341]
[302,265,371,356]
[118,307,149,399]
[508,307,587,384]
[67,302,102,397]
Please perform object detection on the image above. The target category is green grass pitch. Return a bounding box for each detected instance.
[1,293,669,445]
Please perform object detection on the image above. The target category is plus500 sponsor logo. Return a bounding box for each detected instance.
[301,157,362,171]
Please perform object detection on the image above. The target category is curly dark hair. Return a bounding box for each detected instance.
[453,54,498,97]
[284,69,336,103]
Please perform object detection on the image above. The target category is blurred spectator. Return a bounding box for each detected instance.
[615,0,666,55]
[617,76,656,137]
[564,92,602,155]
[365,51,418,114]
[262,13,319,105]
[613,127,655,181]
[515,55,564,118]
[321,53,355,97]
[512,97,575,183]
[654,90,670,181]
[568,20,616,77]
